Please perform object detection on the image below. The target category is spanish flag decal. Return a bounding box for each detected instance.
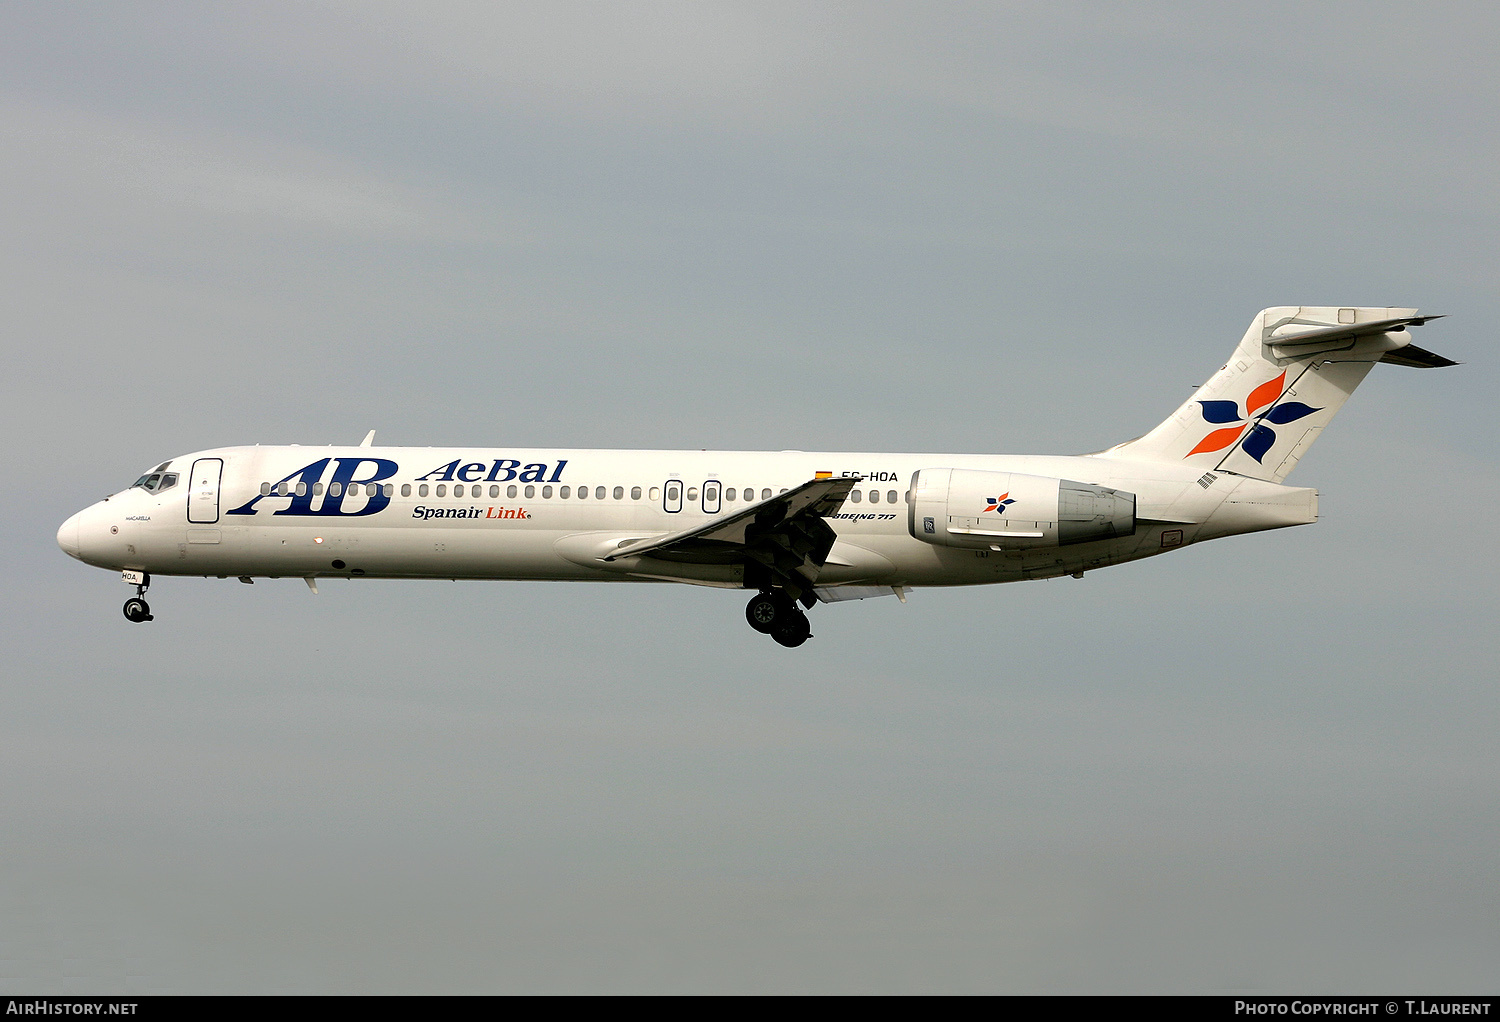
[815,471,832,479]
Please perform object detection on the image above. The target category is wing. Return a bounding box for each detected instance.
[604,476,862,604]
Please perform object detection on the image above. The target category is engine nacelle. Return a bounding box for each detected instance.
[908,468,1135,549]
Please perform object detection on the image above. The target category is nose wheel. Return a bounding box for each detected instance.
[123,582,153,623]
[745,592,812,647]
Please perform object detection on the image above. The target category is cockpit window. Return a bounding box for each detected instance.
[132,470,179,494]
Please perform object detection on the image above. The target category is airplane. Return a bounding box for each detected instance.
[57,306,1455,647]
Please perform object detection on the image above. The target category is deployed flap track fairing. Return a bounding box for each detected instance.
[57,306,1456,648]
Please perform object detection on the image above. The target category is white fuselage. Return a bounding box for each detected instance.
[57,444,1317,591]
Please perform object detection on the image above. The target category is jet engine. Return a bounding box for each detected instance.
[908,468,1135,549]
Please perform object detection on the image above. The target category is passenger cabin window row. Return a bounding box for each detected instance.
[251,478,911,510]
[847,490,901,504]
[257,481,397,497]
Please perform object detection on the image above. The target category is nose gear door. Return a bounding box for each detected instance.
[187,458,223,523]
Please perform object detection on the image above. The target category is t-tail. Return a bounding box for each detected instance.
[1103,306,1456,483]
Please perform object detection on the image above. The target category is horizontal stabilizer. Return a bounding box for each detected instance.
[1265,314,1442,360]
[1378,342,1459,369]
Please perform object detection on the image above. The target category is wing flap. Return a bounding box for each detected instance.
[604,476,860,562]
[602,475,862,602]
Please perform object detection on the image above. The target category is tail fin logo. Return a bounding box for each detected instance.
[983,494,1015,513]
[1185,372,1321,462]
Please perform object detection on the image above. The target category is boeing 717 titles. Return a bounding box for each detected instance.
[58,307,1455,647]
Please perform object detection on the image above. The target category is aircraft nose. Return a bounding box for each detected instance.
[57,511,82,560]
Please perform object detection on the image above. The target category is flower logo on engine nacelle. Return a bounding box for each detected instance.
[982,494,1015,514]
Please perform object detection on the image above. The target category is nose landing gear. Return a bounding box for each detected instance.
[745,591,812,647]
[123,579,153,623]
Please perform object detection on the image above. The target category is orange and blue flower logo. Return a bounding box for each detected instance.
[1186,372,1321,463]
[983,494,1016,513]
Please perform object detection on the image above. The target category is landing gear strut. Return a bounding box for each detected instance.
[744,591,812,647]
[123,582,153,623]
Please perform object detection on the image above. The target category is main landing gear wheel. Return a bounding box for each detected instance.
[745,592,794,634]
[772,611,812,648]
[122,597,153,623]
[746,591,813,646]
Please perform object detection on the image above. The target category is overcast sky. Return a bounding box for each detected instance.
[2,2,1496,993]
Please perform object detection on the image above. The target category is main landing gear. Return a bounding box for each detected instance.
[745,591,812,648]
[123,581,153,623]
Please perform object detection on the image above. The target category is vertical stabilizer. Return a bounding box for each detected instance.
[1102,307,1450,483]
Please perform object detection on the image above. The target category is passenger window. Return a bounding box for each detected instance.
[762,489,772,500]
[436,484,446,497]
[779,488,788,495]
[296,482,308,497]
[543,485,553,498]
[277,481,290,496]
[579,486,589,499]
[419,484,429,497]
[850,490,862,502]
[868,490,878,503]
[384,484,394,498]
[508,485,518,498]
[490,485,500,498]
[560,486,571,499]
[452,484,463,497]
[330,482,343,497]
[314,482,324,495]
[525,485,536,498]
[595,486,606,500]
[687,487,698,501]
[630,486,641,500]
[666,485,679,501]
[400,484,410,497]
[613,486,623,500]
[887,490,898,504]
[650,487,660,501]
[260,482,271,496]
